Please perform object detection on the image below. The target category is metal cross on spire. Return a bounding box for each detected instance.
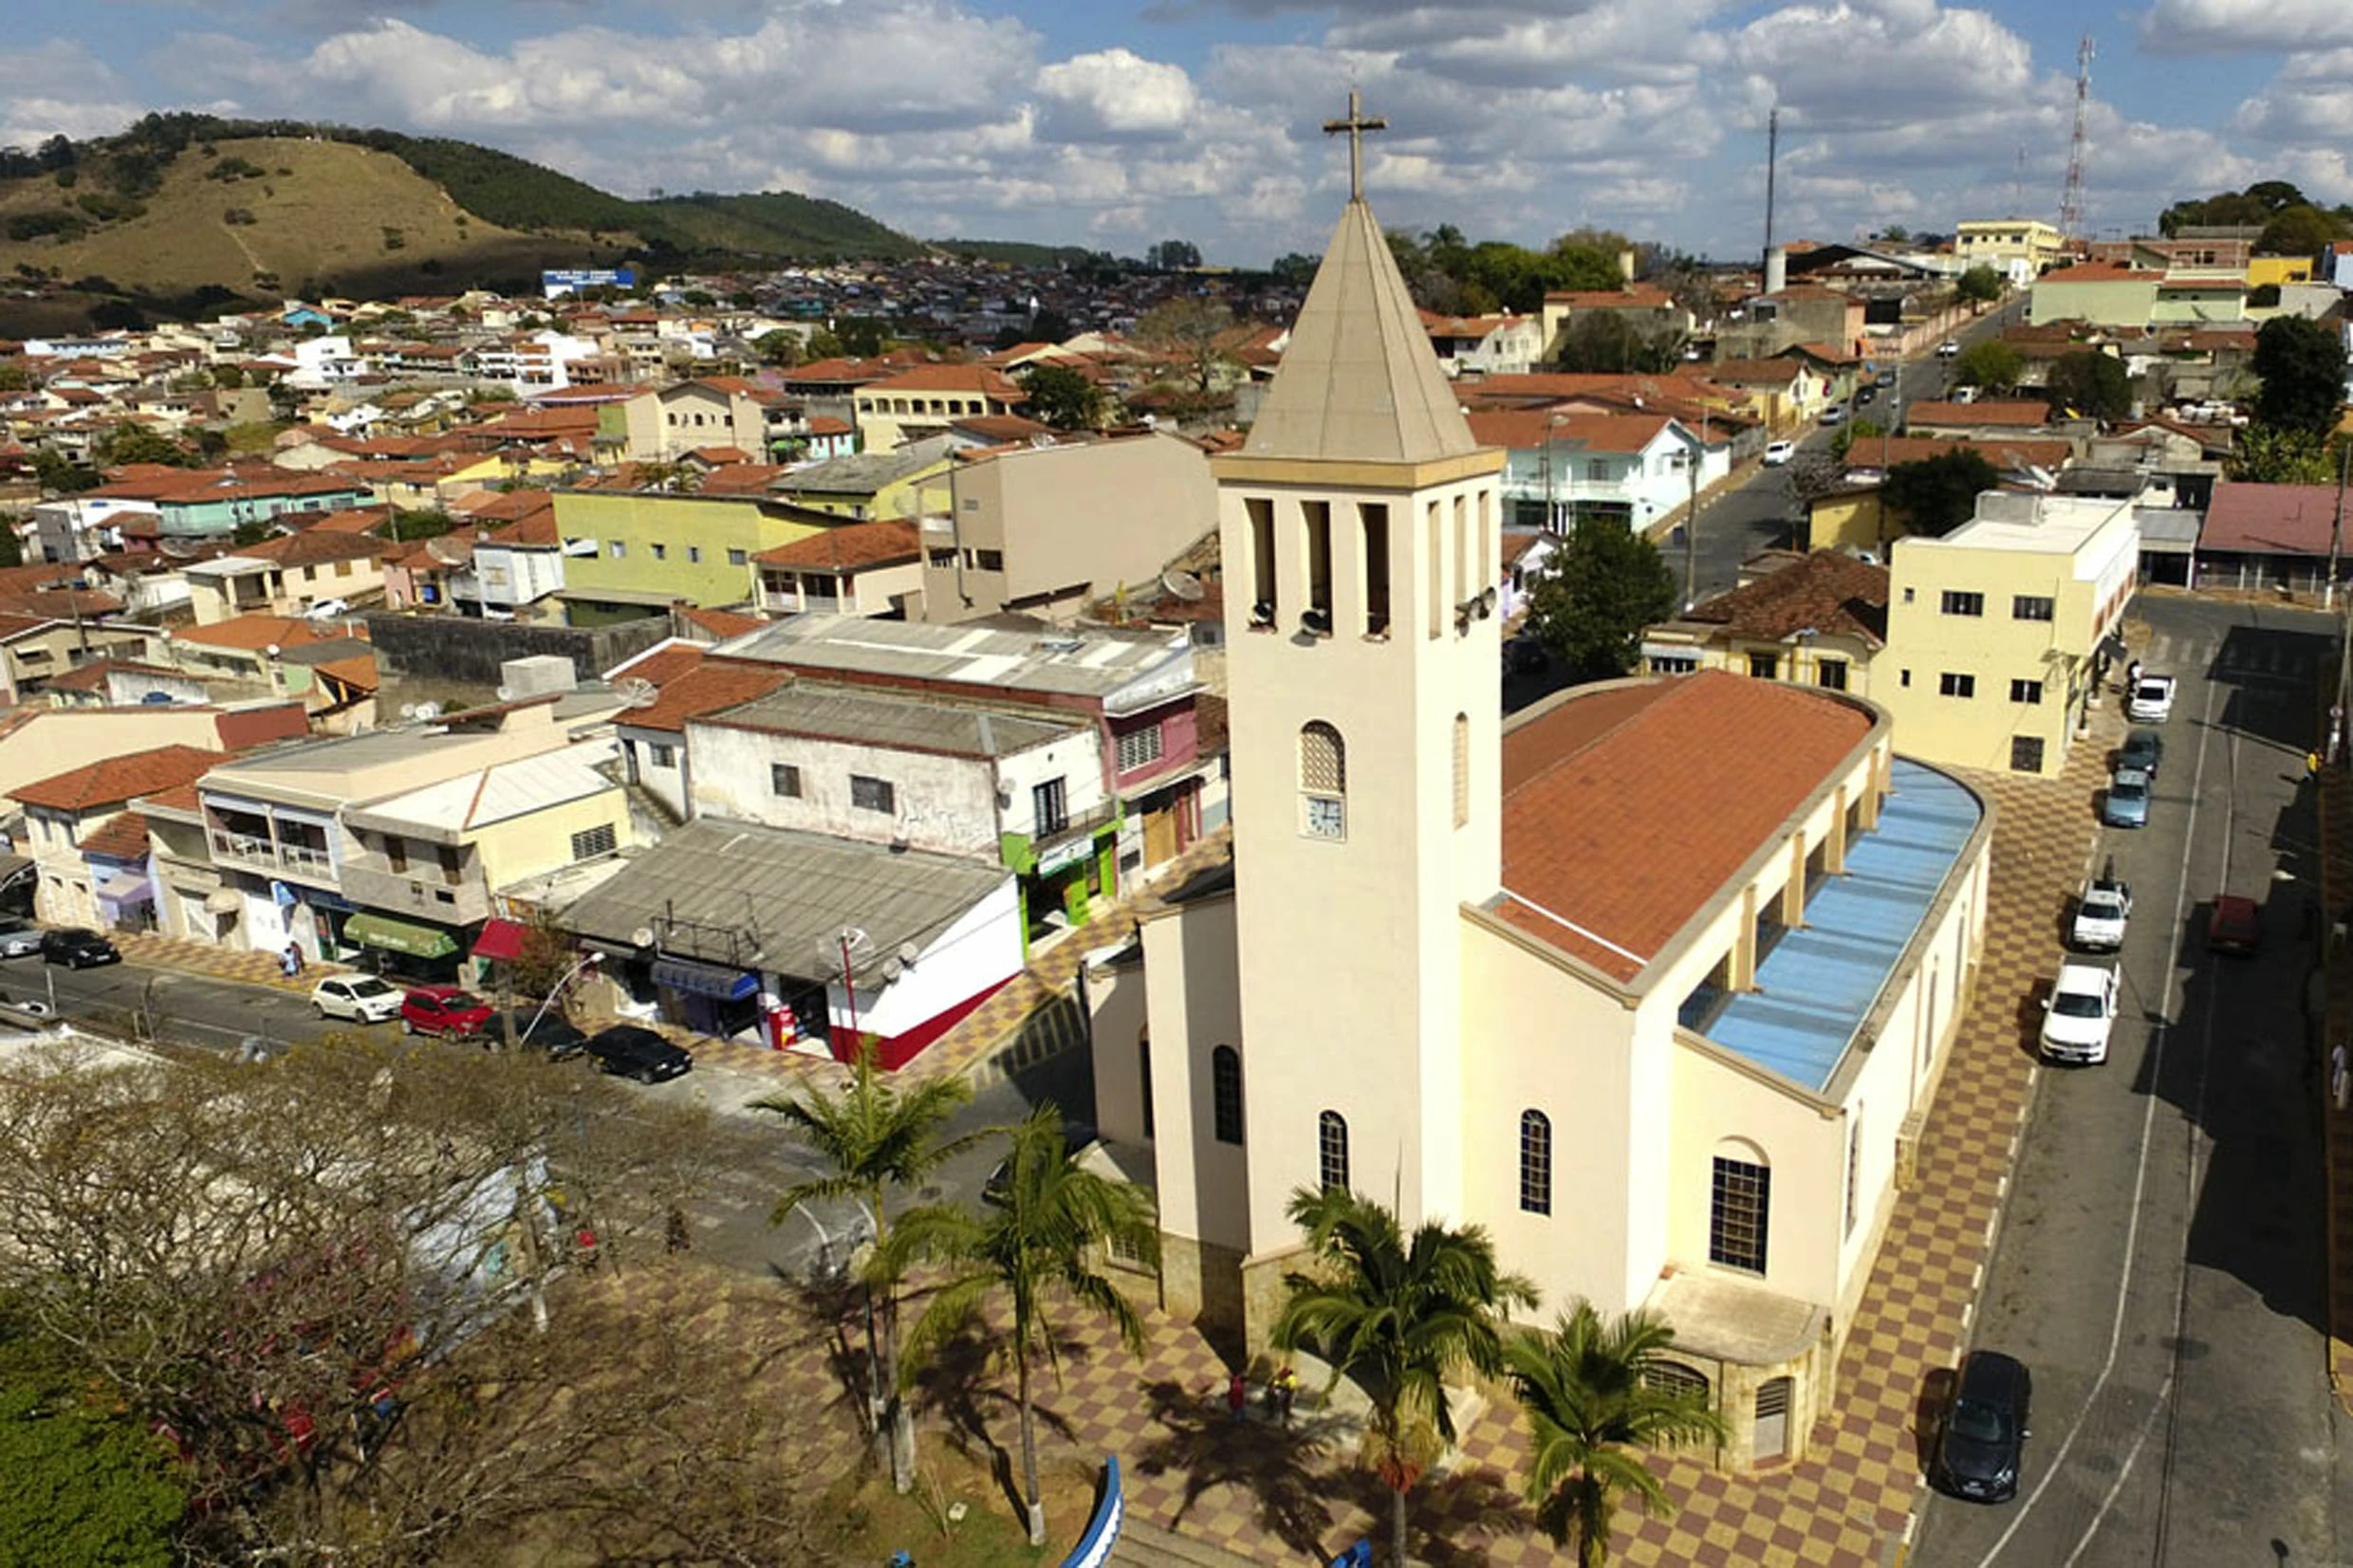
[1322,89,1387,201]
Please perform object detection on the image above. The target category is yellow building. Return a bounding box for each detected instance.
[550,489,833,618]
[769,442,954,524]
[2246,255,2315,289]
[1876,492,2138,776]
[1640,550,1889,702]
[1955,218,2065,280]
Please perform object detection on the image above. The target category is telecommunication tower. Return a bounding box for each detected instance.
[2058,35,2094,239]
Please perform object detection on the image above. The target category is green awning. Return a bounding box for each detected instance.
[344,912,459,959]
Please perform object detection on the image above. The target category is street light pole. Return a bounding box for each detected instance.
[1684,405,1710,606]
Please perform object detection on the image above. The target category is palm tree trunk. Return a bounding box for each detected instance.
[1390,1481,1409,1567]
[879,1288,913,1493]
[1016,1344,1046,1545]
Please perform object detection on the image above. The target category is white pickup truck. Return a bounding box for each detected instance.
[2127,673,2176,722]
[2070,876,2132,952]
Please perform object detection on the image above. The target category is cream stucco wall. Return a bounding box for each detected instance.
[1138,894,1248,1256]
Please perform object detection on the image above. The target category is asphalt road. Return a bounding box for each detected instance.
[1915,595,2353,1567]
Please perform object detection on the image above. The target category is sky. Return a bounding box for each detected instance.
[1,0,2346,267]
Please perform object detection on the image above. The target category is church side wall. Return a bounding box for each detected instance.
[1139,896,1248,1254]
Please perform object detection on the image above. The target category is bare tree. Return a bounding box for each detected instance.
[1134,298,1238,396]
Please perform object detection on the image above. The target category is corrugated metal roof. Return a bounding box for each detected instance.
[716,612,1191,703]
[563,816,1007,987]
[344,749,619,837]
[702,684,1082,757]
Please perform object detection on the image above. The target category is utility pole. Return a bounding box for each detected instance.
[1683,406,1710,605]
[1761,108,1780,282]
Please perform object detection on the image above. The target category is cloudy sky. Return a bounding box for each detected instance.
[0,0,2343,265]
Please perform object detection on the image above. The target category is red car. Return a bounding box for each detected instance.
[2209,895,2261,955]
[399,985,495,1038]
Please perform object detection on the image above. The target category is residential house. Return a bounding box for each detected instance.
[1639,549,1890,698]
[852,364,1028,452]
[1901,401,2070,443]
[613,658,792,822]
[755,521,924,618]
[2195,480,2353,595]
[182,530,388,624]
[548,489,842,622]
[769,438,955,523]
[917,430,1216,624]
[1876,492,2138,775]
[1538,283,1692,364]
[1465,410,1714,535]
[11,744,224,929]
[0,700,306,805]
[1954,219,2066,283]
[160,615,357,697]
[1421,311,1547,377]
[2029,263,2247,330]
[601,378,770,464]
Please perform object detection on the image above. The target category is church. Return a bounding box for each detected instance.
[1084,113,1993,1472]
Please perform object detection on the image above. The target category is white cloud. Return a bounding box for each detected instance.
[0,40,144,146]
[1034,47,1198,140]
[2141,0,2353,54]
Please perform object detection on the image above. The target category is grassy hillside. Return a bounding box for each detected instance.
[639,192,921,262]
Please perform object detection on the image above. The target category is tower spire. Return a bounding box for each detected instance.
[1322,89,1388,202]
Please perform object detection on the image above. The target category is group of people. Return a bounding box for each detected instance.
[1225,1364,1301,1427]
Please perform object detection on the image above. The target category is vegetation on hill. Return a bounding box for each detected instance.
[2158,179,2353,255]
[637,190,920,261]
[935,237,1103,268]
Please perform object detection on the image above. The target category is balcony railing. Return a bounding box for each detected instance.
[208,830,336,882]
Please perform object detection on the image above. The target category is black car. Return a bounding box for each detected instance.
[2118,728,2164,778]
[584,1024,693,1083]
[1931,1349,2031,1502]
[1856,384,1877,405]
[40,927,120,968]
[474,1007,589,1059]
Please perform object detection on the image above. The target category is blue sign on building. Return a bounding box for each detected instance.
[541,267,637,298]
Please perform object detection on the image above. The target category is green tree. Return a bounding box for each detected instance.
[834,316,891,358]
[1829,417,1885,462]
[2226,423,2341,484]
[1525,515,1679,680]
[92,426,195,468]
[2257,204,2339,259]
[1955,266,2003,304]
[0,361,28,392]
[2045,350,2131,420]
[2252,314,2350,434]
[889,1106,1158,1543]
[1952,339,2023,391]
[1273,1188,1536,1568]
[1270,252,1320,287]
[230,519,275,547]
[1504,1301,1727,1568]
[756,1042,981,1492]
[755,329,805,367]
[804,327,846,361]
[1881,451,2000,538]
[1017,363,1107,431]
[0,1313,183,1568]
[0,522,23,568]
[31,449,100,495]
[1555,312,1682,374]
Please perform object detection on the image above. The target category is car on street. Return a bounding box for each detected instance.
[1875,368,1898,387]
[1937,339,1960,358]
[305,598,352,619]
[2070,876,2133,951]
[1763,439,1795,466]
[2209,895,2262,955]
[399,985,496,1038]
[584,1024,694,1084]
[0,916,43,958]
[474,1006,589,1059]
[1856,384,1877,406]
[2118,728,2164,779]
[311,974,404,1024]
[40,927,120,968]
[2102,766,2152,828]
[1930,1348,2032,1502]
[2040,963,2119,1064]
[2126,673,2177,723]
[1819,404,1845,426]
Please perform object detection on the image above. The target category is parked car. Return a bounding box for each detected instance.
[1937,339,1961,358]
[2127,673,2177,723]
[2118,728,2164,779]
[305,598,352,619]
[2209,895,2262,955]
[1857,384,1878,406]
[40,928,120,968]
[311,974,404,1024]
[1930,1348,2031,1502]
[0,916,43,958]
[2040,963,2119,1064]
[1819,404,1845,426]
[1763,439,1796,466]
[584,1024,693,1084]
[474,1006,589,1059]
[399,985,496,1038]
[1875,368,1898,387]
[2069,876,2132,951]
[2102,766,2152,828]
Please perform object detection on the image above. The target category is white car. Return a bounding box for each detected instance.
[0,917,43,958]
[2040,964,2119,1065]
[306,598,353,619]
[2069,876,2132,952]
[311,974,405,1024]
[2126,673,2177,723]
[1819,405,1845,426]
[1763,439,1796,466]
[1937,339,1960,357]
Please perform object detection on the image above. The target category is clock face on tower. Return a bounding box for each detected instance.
[1303,794,1346,840]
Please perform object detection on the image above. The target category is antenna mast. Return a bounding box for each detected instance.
[1761,106,1779,277]
[2059,35,2094,240]
[2013,145,2027,216]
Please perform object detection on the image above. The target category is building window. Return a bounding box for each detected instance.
[1938,672,1974,698]
[1318,1110,1350,1193]
[1139,1037,1154,1139]
[2010,735,2046,772]
[1360,502,1391,635]
[1816,659,1848,691]
[929,548,955,567]
[1901,587,1915,604]
[1115,724,1164,774]
[1650,654,1698,674]
[1247,496,1277,623]
[1212,1045,1243,1144]
[1642,1360,1711,1407]
[2012,594,2054,621]
[850,774,896,814]
[727,548,749,566]
[651,543,667,561]
[1304,500,1332,623]
[1519,1110,1552,1215]
[1709,1154,1770,1273]
[976,550,1004,572]
[771,763,802,798]
[649,742,676,767]
[688,546,702,563]
[1033,777,1068,836]
[1940,591,1984,617]
[570,822,618,860]
[608,541,626,558]
[1452,713,1470,828]
[1747,652,1778,679]
[2010,678,2043,704]
[1300,721,1346,840]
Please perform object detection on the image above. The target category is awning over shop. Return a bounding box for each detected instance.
[471,917,528,963]
[346,912,459,960]
[96,870,153,903]
[653,957,759,1002]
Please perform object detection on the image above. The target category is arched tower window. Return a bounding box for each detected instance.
[1318,1110,1350,1193]
[1519,1109,1552,1215]
[1710,1141,1770,1274]
[1212,1045,1244,1145]
[1300,722,1346,840]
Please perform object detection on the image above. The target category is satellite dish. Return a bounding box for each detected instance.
[881,957,902,982]
[264,643,281,656]
[898,941,919,967]
[1160,569,1205,602]
[398,702,417,719]
[630,926,656,949]
[495,684,515,701]
[618,676,659,709]
[415,701,441,720]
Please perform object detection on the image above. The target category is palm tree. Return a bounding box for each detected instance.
[752,1040,979,1492]
[1272,1187,1537,1568]
[1503,1301,1728,1568]
[888,1105,1158,1545]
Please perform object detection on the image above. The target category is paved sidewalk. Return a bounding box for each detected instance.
[110,929,353,993]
